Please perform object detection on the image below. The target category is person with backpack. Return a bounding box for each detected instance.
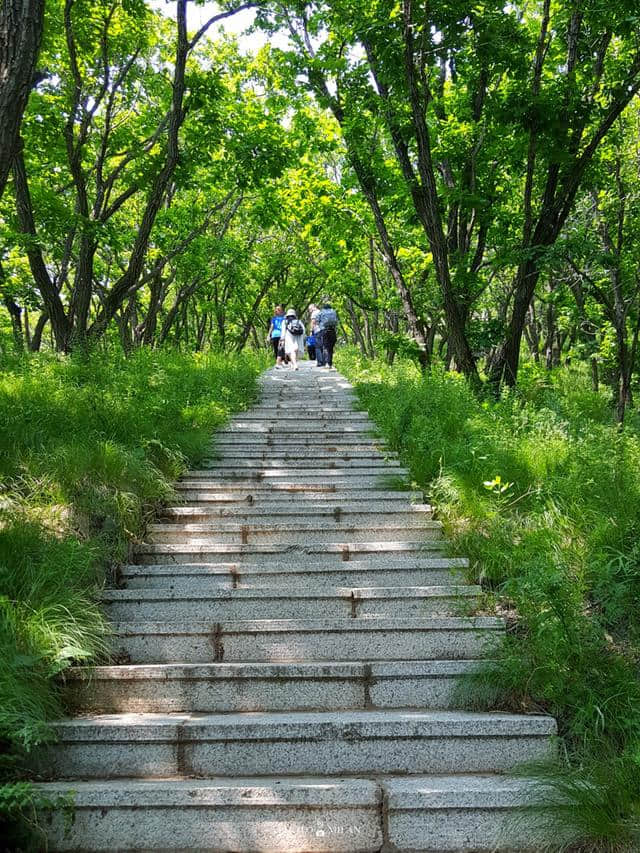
[266,305,285,367]
[317,301,339,368]
[282,309,305,370]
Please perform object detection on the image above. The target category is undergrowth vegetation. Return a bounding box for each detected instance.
[337,348,640,851]
[0,347,265,848]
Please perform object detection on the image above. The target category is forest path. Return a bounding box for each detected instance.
[35,361,556,851]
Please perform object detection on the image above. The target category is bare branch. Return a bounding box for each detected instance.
[188,3,258,50]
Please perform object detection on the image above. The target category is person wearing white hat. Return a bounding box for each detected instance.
[281,309,305,371]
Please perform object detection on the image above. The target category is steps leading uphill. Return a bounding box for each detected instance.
[36,363,557,852]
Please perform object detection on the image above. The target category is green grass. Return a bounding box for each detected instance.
[336,348,640,850]
[0,346,267,847]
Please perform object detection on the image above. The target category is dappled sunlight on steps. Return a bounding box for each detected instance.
[35,361,558,852]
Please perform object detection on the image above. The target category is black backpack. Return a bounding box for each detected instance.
[287,318,304,336]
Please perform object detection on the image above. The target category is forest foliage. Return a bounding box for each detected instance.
[1,0,640,416]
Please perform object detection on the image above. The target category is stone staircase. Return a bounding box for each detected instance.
[36,364,556,851]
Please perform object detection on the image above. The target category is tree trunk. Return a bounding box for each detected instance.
[524,302,540,362]
[346,298,368,356]
[12,145,71,350]
[543,283,555,370]
[3,295,24,350]
[401,1,479,386]
[0,0,45,202]
[29,310,48,351]
[615,323,631,424]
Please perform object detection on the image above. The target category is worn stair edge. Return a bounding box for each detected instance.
[121,556,468,574]
[146,520,441,533]
[110,616,503,664]
[35,710,556,780]
[171,488,422,499]
[65,659,485,713]
[135,540,446,554]
[143,528,441,546]
[35,774,562,852]
[199,458,397,468]
[101,585,480,622]
[120,566,467,592]
[160,503,433,517]
[34,777,382,853]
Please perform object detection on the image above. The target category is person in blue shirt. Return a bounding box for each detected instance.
[266,305,285,367]
[306,330,317,361]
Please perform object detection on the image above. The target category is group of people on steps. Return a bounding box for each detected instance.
[266,301,339,371]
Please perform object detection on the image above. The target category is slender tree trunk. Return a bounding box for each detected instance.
[12,145,71,349]
[29,310,48,351]
[3,296,24,350]
[250,324,261,351]
[524,302,540,362]
[346,298,368,356]
[196,311,208,351]
[543,283,556,370]
[615,322,632,424]
[350,159,430,369]
[401,0,479,385]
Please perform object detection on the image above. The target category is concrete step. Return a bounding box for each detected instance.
[102,585,480,622]
[112,616,503,663]
[234,413,369,423]
[36,710,556,780]
[201,455,397,467]
[174,476,410,491]
[173,486,419,499]
[209,447,393,457]
[229,411,370,421]
[144,520,442,546]
[34,774,556,852]
[209,446,392,457]
[35,777,383,852]
[158,503,433,522]
[195,463,402,475]
[178,466,408,479]
[120,556,464,591]
[66,659,484,714]
[134,540,447,565]
[227,422,373,433]
[253,399,358,407]
[210,438,387,448]
[220,426,377,435]
[173,491,422,506]
[381,774,558,851]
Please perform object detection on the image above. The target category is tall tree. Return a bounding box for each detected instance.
[488,0,640,388]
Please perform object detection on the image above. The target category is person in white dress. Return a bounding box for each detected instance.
[281,309,305,371]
